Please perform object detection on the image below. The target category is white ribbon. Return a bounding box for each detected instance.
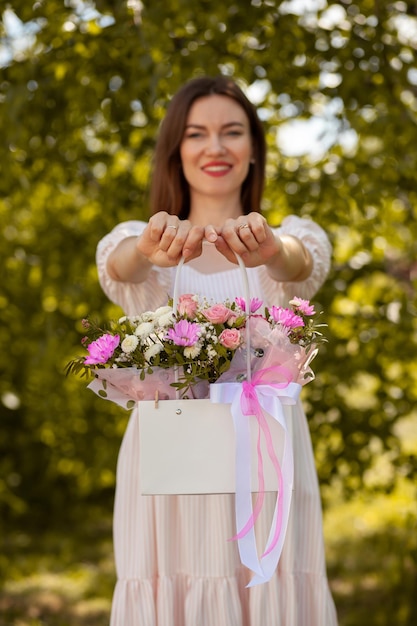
[210,380,301,586]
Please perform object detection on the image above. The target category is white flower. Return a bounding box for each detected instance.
[154,305,173,318]
[144,343,164,360]
[135,321,154,338]
[138,311,155,323]
[157,311,175,328]
[121,334,139,353]
[207,346,217,360]
[184,343,202,359]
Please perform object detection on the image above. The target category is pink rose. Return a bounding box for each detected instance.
[219,328,242,350]
[177,294,198,318]
[84,334,120,365]
[202,304,234,324]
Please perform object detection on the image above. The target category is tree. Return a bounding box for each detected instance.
[1,0,416,534]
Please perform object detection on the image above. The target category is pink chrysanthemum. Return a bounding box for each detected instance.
[235,297,263,313]
[166,320,201,346]
[289,297,316,316]
[268,306,305,329]
[84,334,120,365]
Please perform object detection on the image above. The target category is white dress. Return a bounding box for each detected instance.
[97,215,338,626]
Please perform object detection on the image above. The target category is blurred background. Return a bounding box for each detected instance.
[0,1,416,624]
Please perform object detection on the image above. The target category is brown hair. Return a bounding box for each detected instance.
[149,76,266,218]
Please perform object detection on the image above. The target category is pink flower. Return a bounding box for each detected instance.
[177,294,198,318]
[202,304,234,324]
[219,328,242,350]
[235,297,263,313]
[84,334,120,365]
[289,297,315,316]
[268,306,304,329]
[166,320,201,346]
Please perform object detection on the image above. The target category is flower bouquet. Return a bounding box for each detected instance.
[67,292,326,587]
[66,295,326,406]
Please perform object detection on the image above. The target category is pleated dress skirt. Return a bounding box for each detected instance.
[109,400,338,626]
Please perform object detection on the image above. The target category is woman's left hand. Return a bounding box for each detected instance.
[214,213,282,268]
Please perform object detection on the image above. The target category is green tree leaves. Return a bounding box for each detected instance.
[1,0,416,530]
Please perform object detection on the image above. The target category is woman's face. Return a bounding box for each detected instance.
[179,95,253,206]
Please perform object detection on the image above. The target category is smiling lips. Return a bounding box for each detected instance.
[201,161,232,177]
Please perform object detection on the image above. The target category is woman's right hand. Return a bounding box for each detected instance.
[107,213,219,283]
[136,212,207,267]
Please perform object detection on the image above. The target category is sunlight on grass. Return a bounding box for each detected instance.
[0,529,115,626]
[0,563,113,626]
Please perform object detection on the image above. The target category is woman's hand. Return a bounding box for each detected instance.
[214,212,312,281]
[214,213,280,267]
[136,212,206,267]
[107,212,214,283]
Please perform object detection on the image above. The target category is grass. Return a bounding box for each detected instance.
[0,521,115,626]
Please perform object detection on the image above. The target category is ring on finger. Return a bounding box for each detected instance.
[237,223,250,231]
[166,224,178,231]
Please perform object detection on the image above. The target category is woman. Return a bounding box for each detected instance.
[97,76,338,626]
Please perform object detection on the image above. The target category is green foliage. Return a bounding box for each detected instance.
[1,0,416,617]
[324,481,417,625]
